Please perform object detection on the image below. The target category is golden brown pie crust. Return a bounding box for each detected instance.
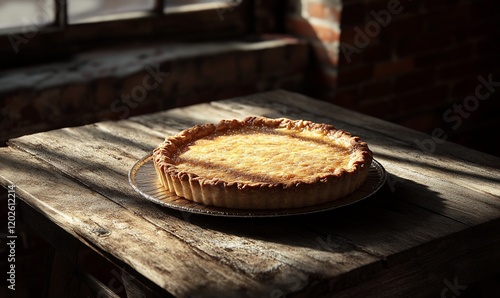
[152,116,373,210]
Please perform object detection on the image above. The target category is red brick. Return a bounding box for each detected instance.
[339,25,381,46]
[311,41,339,68]
[448,76,497,102]
[395,85,450,114]
[286,16,340,43]
[338,32,389,66]
[415,43,475,68]
[261,46,288,75]
[470,0,500,19]
[339,26,357,45]
[394,68,436,94]
[359,43,391,64]
[337,42,363,66]
[438,59,482,81]
[174,83,254,107]
[157,70,175,98]
[461,19,496,41]
[474,91,500,120]
[310,65,338,89]
[199,54,238,85]
[120,71,148,97]
[285,42,309,72]
[286,16,309,37]
[34,88,63,120]
[338,64,373,86]
[236,51,258,82]
[363,0,390,13]
[287,0,301,15]
[338,37,370,67]
[274,74,306,93]
[1,90,35,127]
[253,0,280,33]
[396,27,456,57]
[128,102,162,118]
[383,14,425,39]
[361,78,393,100]
[313,90,336,105]
[307,2,341,22]
[333,86,359,108]
[311,23,340,43]
[395,111,444,133]
[421,0,465,11]
[173,59,198,92]
[426,5,469,27]
[476,37,500,56]
[451,96,492,126]
[374,57,414,78]
[387,0,420,16]
[450,76,477,95]
[209,83,258,100]
[340,1,366,25]
[357,98,398,120]
[94,78,118,108]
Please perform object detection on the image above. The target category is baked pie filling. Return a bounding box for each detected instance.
[153,117,372,209]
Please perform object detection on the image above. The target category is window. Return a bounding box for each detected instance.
[0,0,248,67]
[68,0,156,24]
[0,0,55,30]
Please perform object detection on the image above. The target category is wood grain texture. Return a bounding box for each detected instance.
[1,90,500,297]
[0,148,275,297]
[4,122,382,296]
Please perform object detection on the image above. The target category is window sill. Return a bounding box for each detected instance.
[0,35,309,143]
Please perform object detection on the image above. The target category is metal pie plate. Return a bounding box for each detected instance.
[129,154,386,217]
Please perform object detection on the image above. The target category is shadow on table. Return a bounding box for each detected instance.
[167,173,450,259]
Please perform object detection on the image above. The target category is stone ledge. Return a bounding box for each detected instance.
[0,36,305,93]
[0,35,309,143]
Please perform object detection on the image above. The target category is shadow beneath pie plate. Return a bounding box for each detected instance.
[159,173,450,258]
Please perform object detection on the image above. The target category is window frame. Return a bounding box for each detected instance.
[0,0,253,69]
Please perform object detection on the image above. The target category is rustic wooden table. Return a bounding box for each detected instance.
[1,90,500,297]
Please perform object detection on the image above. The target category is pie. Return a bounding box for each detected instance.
[152,116,372,210]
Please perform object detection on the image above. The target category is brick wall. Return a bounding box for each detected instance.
[0,37,308,144]
[286,0,500,156]
[2,0,499,156]
[286,0,342,100]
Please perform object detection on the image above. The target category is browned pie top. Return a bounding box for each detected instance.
[153,117,372,186]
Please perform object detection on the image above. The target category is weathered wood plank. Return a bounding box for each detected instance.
[5,125,388,296]
[0,147,275,297]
